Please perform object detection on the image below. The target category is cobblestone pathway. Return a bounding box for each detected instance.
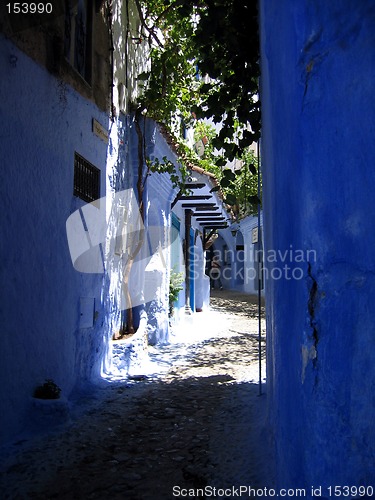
[0,290,274,499]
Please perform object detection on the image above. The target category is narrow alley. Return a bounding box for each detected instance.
[1,1,375,492]
[0,290,274,500]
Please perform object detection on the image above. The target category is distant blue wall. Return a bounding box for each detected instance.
[0,37,109,445]
[260,0,375,491]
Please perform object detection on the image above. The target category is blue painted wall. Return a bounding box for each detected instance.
[238,214,264,295]
[0,37,109,445]
[260,0,375,491]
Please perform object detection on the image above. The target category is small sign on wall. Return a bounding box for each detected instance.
[252,227,258,244]
[92,118,109,143]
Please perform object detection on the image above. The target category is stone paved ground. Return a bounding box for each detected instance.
[0,290,274,499]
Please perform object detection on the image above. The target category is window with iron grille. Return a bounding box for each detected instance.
[73,152,100,202]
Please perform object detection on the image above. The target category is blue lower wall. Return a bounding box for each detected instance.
[260,0,375,490]
[0,37,109,445]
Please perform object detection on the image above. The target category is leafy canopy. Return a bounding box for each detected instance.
[136,0,260,211]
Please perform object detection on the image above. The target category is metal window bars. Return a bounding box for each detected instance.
[73,152,100,203]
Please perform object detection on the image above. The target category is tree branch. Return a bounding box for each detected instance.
[132,0,164,48]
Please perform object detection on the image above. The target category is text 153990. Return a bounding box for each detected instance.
[6,3,52,14]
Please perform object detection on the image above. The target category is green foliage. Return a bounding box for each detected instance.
[193,121,217,160]
[193,122,260,217]
[136,0,199,128]
[193,0,260,149]
[147,156,189,192]
[137,0,260,209]
[138,0,260,138]
[169,269,184,315]
[232,148,261,217]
